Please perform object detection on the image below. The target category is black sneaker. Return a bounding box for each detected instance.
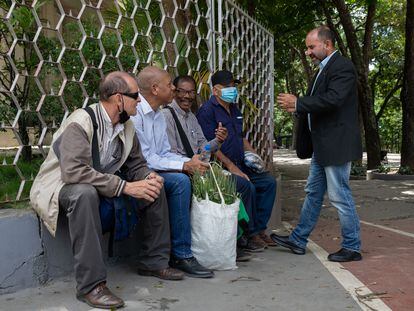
[236,247,253,262]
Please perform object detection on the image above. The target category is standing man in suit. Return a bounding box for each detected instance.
[272,25,363,262]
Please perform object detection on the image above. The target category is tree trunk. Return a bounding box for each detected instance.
[18,116,32,162]
[400,0,414,170]
[321,1,349,58]
[246,0,256,17]
[293,47,313,85]
[332,0,381,169]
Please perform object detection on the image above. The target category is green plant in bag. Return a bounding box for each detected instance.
[191,162,238,205]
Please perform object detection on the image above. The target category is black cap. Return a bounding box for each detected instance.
[211,70,241,86]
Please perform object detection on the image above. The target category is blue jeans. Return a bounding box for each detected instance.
[159,172,193,259]
[290,157,361,252]
[234,168,276,236]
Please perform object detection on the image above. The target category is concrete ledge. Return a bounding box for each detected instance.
[367,170,414,180]
[0,208,142,295]
[1,170,282,294]
[0,209,47,294]
[267,172,282,232]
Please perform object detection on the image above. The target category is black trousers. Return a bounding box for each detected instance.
[58,183,170,295]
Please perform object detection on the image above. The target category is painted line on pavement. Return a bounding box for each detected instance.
[360,220,414,238]
[307,240,391,311]
[282,222,391,311]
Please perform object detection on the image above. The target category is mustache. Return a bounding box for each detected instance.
[178,99,193,103]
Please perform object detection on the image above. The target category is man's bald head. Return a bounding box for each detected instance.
[136,66,169,94]
[99,71,137,101]
[308,25,336,47]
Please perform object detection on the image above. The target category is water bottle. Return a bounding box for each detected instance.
[199,144,211,162]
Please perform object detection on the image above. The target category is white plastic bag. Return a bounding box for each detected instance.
[190,165,239,270]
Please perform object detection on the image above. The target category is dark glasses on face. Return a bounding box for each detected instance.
[110,92,139,100]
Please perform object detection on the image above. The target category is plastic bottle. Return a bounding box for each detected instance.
[199,144,211,162]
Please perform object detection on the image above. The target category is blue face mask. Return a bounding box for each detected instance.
[219,87,238,103]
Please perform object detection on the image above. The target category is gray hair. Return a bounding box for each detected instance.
[99,71,135,101]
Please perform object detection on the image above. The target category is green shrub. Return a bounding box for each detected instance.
[377,164,391,174]
[398,166,414,175]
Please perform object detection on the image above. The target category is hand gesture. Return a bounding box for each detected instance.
[277,93,297,113]
[215,122,228,143]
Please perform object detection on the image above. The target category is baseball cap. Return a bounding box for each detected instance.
[211,70,241,86]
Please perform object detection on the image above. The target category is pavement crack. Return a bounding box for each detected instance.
[0,261,27,287]
[230,276,261,283]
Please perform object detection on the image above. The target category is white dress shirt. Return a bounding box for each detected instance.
[130,94,190,171]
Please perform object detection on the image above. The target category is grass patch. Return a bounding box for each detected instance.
[0,155,43,208]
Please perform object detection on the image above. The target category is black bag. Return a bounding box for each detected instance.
[295,113,313,159]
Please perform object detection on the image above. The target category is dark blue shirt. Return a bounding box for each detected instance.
[196,96,245,168]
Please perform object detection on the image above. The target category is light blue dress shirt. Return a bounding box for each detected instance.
[130,94,191,171]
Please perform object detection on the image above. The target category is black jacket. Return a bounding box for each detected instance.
[295,52,362,166]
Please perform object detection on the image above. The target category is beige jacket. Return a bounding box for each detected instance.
[30,103,151,236]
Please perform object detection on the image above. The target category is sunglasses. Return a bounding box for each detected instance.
[110,92,139,100]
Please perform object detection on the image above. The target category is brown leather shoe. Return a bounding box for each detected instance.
[138,267,184,280]
[77,282,124,309]
[244,235,266,252]
[259,231,278,247]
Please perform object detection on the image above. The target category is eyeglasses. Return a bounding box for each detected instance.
[175,88,196,96]
[110,92,139,100]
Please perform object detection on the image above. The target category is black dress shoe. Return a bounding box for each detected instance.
[170,257,214,278]
[328,248,362,262]
[270,233,306,255]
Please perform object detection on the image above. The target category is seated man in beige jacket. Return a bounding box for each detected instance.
[30,71,183,310]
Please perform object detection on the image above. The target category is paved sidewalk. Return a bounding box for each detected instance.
[1,149,413,311]
[276,148,414,311]
[0,247,361,311]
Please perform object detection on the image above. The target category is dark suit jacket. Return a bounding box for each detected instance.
[295,52,362,167]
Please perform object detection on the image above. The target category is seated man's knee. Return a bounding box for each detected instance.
[175,173,191,187]
[65,184,99,201]
[173,173,191,191]
[236,176,253,193]
[164,173,191,196]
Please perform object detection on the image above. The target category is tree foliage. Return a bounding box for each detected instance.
[237,0,410,169]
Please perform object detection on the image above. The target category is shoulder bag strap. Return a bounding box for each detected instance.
[164,106,194,158]
[83,106,102,172]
